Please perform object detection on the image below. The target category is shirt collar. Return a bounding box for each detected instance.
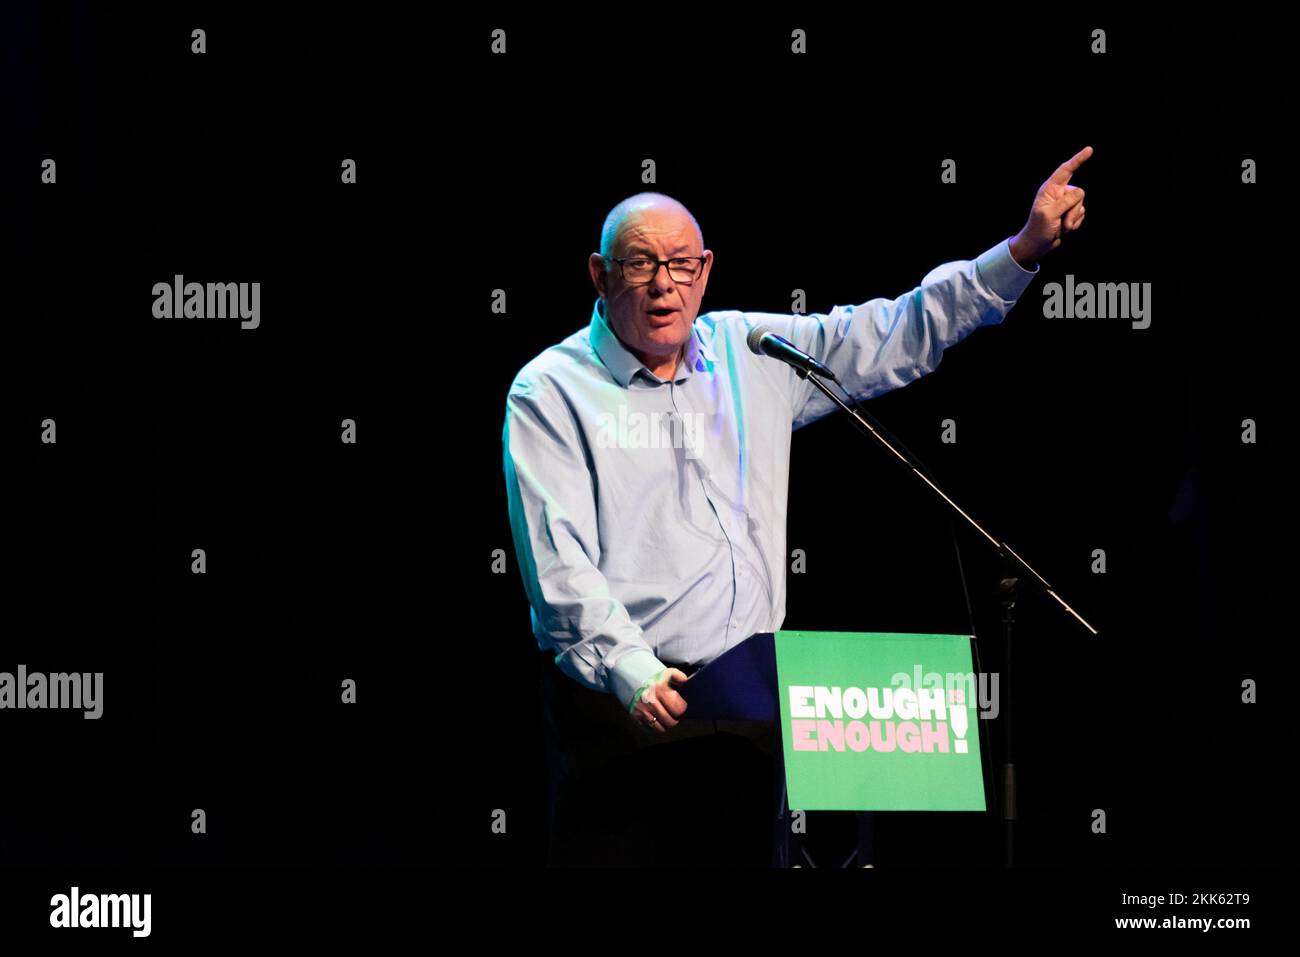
[590,299,716,387]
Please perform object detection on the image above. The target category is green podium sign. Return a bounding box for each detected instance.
[774,631,986,811]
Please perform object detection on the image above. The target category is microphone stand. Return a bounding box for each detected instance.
[799,369,1099,868]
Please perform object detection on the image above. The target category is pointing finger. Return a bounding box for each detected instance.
[1048,145,1093,185]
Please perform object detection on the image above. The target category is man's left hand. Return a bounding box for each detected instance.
[630,668,691,733]
[1010,145,1093,268]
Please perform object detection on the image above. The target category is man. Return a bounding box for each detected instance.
[504,147,1091,866]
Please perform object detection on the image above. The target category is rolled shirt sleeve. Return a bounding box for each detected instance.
[503,381,668,708]
[776,236,1038,428]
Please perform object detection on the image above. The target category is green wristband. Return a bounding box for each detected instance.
[627,668,667,713]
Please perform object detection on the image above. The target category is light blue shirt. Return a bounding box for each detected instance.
[504,237,1038,710]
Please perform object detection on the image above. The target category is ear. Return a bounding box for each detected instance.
[696,249,715,294]
[588,253,609,298]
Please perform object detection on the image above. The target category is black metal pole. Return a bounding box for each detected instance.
[999,575,1018,868]
[796,370,1098,868]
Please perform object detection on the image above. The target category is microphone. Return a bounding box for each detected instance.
[745,325,838,382]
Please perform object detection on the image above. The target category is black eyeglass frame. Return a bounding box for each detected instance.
[603,254,707,285]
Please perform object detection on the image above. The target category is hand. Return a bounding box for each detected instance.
[630,668,690,734]
[1010,145,1092,267]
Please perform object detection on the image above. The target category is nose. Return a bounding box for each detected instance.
[649,262,677,295]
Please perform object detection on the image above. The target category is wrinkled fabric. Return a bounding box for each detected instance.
[504,237,1038,707]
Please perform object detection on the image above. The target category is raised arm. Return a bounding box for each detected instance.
[779,236,1039,429]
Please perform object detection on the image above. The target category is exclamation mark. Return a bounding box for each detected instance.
[949,689,969,753]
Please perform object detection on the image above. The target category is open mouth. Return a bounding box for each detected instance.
[647,307,680,318]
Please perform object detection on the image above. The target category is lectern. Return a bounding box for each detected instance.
[678,630,988,866]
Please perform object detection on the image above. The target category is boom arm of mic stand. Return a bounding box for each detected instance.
[799,369,1100,637]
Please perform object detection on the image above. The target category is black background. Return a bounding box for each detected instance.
[1,2,1285,941]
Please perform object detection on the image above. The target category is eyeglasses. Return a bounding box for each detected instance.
[605,254,706,285]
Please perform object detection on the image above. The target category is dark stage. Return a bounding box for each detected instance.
[1,3,1283,943]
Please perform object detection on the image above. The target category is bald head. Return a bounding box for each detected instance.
[599,192,703,259]
[588,192,714,380]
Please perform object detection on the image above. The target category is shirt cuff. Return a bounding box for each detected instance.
[976,237,1039,303]
[607,648,668,711]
